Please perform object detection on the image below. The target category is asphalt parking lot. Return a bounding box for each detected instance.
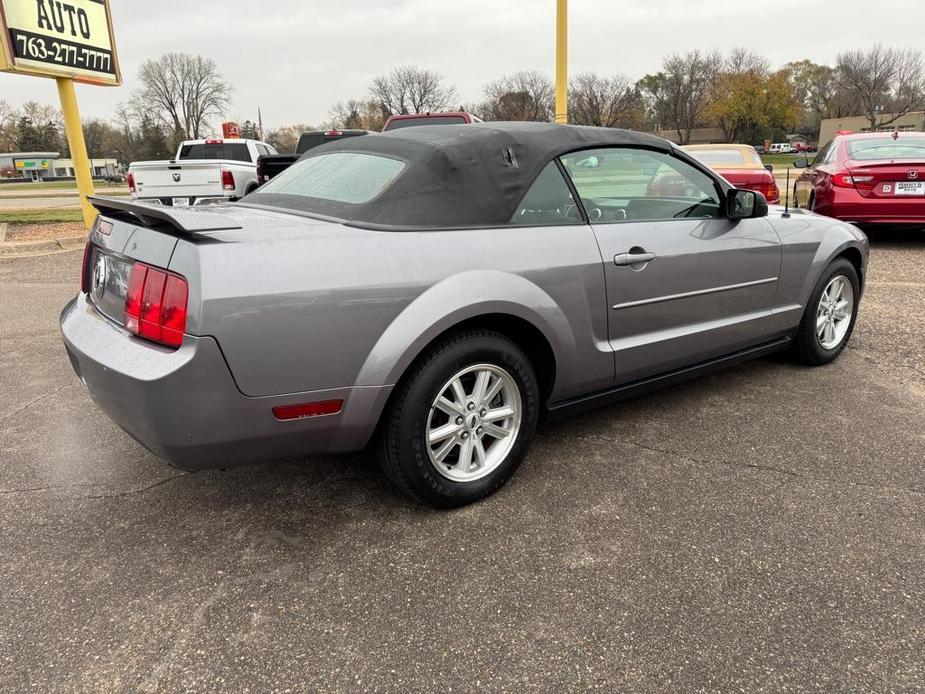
[1,234,924,692]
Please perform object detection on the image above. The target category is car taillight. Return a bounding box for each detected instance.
[763,178,780,203]
[124,262,188,348]
[221,169,235,191]
[832,172,874,189]
[80,242,92,293]
[127,172,135,193]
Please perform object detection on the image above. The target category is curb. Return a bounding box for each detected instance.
[0,234,87,257]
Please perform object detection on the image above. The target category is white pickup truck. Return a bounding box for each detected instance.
[127,138,277,206]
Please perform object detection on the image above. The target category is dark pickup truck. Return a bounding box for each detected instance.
[255,129,372,185]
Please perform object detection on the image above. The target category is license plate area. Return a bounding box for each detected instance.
[172,197,191,206]
[894,181,925,196]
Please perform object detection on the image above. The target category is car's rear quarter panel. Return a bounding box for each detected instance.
[170,217,614,402]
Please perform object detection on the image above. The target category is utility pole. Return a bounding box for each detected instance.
[555,0,568,124]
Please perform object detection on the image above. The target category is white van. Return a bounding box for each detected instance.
[769,143,793,154]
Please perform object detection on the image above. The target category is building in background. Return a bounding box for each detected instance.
[0,152,120,182]
[819,112,925,146]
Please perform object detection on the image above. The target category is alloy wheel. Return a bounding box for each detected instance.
[816,275,854,350]
[425,364,522,482]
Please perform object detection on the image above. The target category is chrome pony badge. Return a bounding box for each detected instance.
[91,255,107,303]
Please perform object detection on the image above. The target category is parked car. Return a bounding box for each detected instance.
[256,129,373,185]
[793,131,925,227]
[754,145,767,155]
[683,144,780,204]
[62,123,868,508]
[128,139,275,206]
[382,111,483,131]
[769,143,793,154]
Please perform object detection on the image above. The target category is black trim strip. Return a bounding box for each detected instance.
[544,337,791,421]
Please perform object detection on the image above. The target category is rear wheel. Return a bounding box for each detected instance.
[791,258,859,365]
[377,330,539,507]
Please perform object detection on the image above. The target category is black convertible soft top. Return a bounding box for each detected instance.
[245,122,675,229]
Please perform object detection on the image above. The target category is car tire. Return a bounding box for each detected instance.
[790,258,860,366]
[376,330,540,508]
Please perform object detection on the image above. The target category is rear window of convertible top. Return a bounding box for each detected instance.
[256,152,406,205]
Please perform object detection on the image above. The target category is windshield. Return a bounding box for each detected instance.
[847,137,925,161]
[250,152,405,206]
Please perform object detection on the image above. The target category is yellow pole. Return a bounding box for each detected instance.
[555,0,568,124]
[56,78,97,229]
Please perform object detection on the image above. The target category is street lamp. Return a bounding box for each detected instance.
[555,0,568,124]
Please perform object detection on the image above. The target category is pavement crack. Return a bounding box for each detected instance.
[577,433,925,497]
[0,472,193,499]
[0,381,74,425]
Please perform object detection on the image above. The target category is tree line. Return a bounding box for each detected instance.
[2,43,922,168]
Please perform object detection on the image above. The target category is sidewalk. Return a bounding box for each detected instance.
[0,221,87,257]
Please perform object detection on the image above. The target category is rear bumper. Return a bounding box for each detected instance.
[822,188,925,225]
[60,295,391,470]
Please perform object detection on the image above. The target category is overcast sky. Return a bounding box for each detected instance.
[3,0,925,131]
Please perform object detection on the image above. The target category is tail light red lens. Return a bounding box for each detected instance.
[221,169,235,191]
[832,172,875,189]
[127,172,135,193]
[124,262,188,348]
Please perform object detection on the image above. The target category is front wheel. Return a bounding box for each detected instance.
[790,258,860,365]
[377,330,540,507]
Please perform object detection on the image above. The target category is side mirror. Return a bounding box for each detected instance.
[792,158,809,168]
[764,164,774,173]
[727,188,768,219]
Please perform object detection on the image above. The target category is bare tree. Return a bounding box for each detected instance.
[837,45,925,129]
[368,66,457,116]
[136,53,232,141]
[480,71,554,122]
[569,72,645,128]
[329,99,386,131]
[638,50,722,144]
[0,100,20,151]
[265,123,315,154]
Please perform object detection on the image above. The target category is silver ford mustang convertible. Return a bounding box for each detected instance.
[61,122,868,507]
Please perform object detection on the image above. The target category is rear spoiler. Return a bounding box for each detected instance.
[88,196,243,234]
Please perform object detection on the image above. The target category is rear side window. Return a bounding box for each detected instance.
[510,162,582,225]
[257,152,405,204]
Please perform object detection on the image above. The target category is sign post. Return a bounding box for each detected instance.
[0,0,121,229]
[555,0,568,124]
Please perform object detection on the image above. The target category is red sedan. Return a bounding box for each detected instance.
[683,144,780,204]
[793,131,925,227]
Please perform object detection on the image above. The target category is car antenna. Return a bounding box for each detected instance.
[782,164,791,218]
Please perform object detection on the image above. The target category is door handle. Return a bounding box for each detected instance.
[614,250,656,267]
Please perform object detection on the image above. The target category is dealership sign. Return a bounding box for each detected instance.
[0,0,121,85]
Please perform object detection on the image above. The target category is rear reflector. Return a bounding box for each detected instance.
[272,400,343,421]
[124,262,188,348]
